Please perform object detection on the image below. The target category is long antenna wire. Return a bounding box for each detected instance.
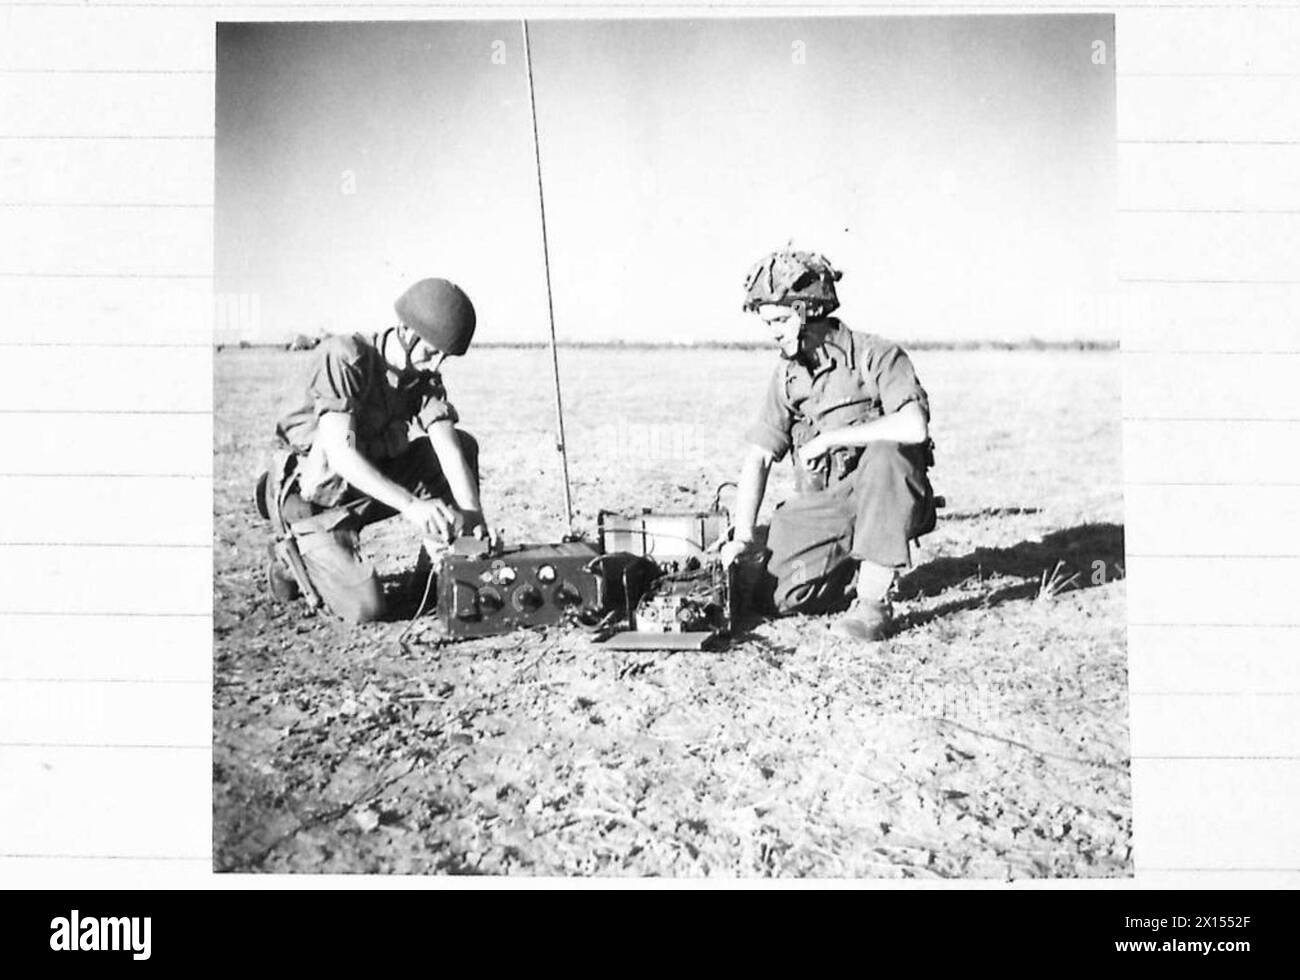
[521,19,575,537]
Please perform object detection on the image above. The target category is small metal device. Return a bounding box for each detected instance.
[593,503,737,650]
[598,555,737,651]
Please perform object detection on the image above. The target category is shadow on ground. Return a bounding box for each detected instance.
[893,521,1125,631]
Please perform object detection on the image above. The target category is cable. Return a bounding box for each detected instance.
[711,481,738,514]
[396,555,440,654]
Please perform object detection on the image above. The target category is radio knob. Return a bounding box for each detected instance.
[554,581,581,607]
[512,585,543,612]
[477,586,504,612]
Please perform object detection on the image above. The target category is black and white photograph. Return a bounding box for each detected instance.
[212,15,1128,877]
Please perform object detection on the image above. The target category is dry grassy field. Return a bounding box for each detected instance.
[214,345,1129,877]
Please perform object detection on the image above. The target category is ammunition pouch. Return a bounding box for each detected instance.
[794,444,864,493]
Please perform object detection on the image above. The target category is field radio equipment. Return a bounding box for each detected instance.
[597,553,737,651]
[434,509,740,644]
[436,538,606,638]
[591,506,738,651]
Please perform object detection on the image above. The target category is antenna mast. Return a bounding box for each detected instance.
[521,19,575,536]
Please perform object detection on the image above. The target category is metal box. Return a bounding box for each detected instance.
[437,541,605,638]
[596,508,726,561]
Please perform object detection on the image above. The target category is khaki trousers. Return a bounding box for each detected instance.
[277,431,479,623]
[764,441,935,615]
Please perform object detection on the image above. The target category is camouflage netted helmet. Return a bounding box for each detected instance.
[394,278,477,356]
[742,250,842,317]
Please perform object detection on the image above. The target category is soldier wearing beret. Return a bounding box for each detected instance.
[255,277,491,623]
[720,250,937,641]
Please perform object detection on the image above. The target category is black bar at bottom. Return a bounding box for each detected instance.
[0,888,1288,969]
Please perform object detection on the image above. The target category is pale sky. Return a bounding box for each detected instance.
[215,16,1115,344]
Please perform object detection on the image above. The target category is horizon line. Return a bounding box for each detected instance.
[217,337,1120,353]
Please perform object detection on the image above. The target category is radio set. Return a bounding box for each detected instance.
[597,553,737,651]
[593,508,736,649]
[434,507,737,648]
[435,539,606,638]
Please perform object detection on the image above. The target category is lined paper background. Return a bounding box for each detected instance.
[1,1,1297,888]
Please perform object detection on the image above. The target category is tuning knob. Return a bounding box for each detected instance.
[511,584,543,612]
[553,581,582,607]
[477,586,504,613]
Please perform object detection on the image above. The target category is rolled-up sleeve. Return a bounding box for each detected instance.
[742,368,794,460]
[863,341,930,420]
[417,373,460,428]
[307,337,367,417]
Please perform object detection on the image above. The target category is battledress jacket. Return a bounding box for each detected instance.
[744,318,931,483]
[275,328,458,507]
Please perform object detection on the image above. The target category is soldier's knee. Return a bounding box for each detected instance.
[770,559,856,616]
[296,531,385,623]
[866,442,911,472]
[329,577,386,624]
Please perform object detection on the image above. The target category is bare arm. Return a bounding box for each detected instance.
[425,419,485,529]
[798,400,929,467]
[731,444,774,543]
[317,412,457,538]
[719,444,774,564]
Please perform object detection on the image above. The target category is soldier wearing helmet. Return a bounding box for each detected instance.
[255,277,491,623]
[720,250,937,641]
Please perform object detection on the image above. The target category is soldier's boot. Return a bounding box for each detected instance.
[831,560,896,642]
[831,598,893,642]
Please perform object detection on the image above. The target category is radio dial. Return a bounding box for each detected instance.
[512,584,543,612]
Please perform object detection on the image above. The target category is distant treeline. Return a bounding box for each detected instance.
[218,338,1119,352]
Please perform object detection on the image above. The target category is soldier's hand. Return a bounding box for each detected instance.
[401,498,459,542]
[468,519,503,551]
[719,536,754,567]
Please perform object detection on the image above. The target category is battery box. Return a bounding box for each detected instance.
[596,508,726,560]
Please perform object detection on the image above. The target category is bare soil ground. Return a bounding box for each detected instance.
[214,346,1129,877]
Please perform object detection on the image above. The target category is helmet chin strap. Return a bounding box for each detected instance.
[791,303,832,365]
[398,326,421,361]
[791,299,828,324]
[387,326,431,384]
